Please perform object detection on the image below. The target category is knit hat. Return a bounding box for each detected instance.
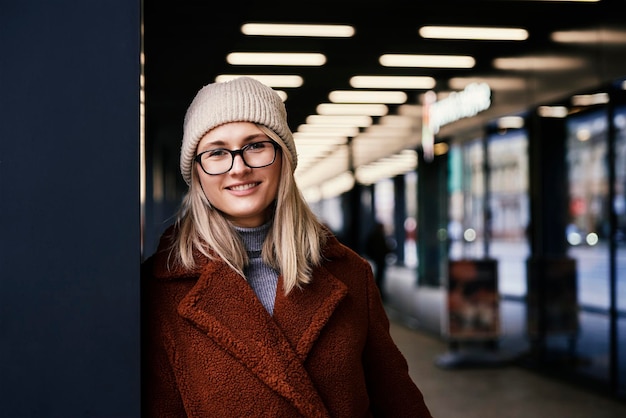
[180,77,297,185]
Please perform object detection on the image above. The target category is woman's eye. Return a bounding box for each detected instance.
[208,149,228,158]
[248,142,267,151]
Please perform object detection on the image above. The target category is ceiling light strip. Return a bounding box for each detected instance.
[493,56,587,71]
[329,90,408,104]
[306,115,373,127]
[380,54,475,68]
[226,52,326,66]
[316,103,389,116]
[241,23,355,38]
[215,74,303,87]
[419,26,528,41]
[350,75,435,89]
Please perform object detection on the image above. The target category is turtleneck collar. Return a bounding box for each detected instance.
[233,221,272,252]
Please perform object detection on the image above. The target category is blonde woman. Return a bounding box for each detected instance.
[141,77,432,418]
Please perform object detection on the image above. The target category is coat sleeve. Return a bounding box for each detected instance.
[361,266,433,418]
[141,257,188,418]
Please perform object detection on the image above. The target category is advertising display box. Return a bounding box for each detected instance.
[446,259,500,341]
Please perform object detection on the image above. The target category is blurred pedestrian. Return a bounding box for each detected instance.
[365,221,393,299]
[141,77,432,417]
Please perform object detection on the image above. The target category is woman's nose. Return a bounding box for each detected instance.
[229,153,251,174]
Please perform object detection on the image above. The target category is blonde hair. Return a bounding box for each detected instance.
[172,125,328,295]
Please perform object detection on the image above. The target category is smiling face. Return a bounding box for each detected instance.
[195,122,282,227]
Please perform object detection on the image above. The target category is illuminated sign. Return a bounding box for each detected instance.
[421,82,491,161]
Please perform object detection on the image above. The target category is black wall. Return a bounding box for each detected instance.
[1,1,141,416]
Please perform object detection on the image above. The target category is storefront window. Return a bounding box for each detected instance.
[566,109,611,308]
[449,138,485,260]
[566,108,614,384]
[487,129,530,297]
[613,104,626,394]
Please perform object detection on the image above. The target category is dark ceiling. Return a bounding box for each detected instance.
[144,0,626,143]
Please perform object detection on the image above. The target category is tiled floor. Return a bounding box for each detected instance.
[384,264,626,417]
[389,320,626,417]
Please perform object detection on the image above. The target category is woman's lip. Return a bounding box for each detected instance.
[226,182,260,191]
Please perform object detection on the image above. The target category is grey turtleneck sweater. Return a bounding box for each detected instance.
[234,222,279,315]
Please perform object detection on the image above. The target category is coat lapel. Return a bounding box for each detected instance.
[273,264,349,361]
[176,259,341,418]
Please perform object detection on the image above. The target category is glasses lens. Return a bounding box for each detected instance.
[242,141,276,168]
[200,149,232,175]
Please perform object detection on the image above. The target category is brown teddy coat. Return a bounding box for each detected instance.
[141,228,432,418]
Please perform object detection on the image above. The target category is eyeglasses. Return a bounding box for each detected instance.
[194,140,280,175]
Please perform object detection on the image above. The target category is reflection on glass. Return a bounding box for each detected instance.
[487,130,530,297]
[614,105,626,395]
[448,139,486,260]
[566,109,611,309]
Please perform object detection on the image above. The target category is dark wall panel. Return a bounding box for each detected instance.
[0,1,141,416]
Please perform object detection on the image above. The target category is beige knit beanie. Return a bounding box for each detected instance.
[180,76,297,185]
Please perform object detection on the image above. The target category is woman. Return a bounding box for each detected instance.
[141,77,432,417]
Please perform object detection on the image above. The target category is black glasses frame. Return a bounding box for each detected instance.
[194,140,280,175]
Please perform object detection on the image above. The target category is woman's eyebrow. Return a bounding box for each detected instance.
[198,133,269,151]
[197,140,226,152]
[245,133,270,142]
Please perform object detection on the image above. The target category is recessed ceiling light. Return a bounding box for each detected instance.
[316,103,389,116]
[571,92,609,106]
[328,90,408,104]
[497,116,525,129]
[241,23,355,37]
[449,76,527,90]
[305,115,374,127]
[215,74,304,87]
[226,52,326,66]
[350,76,435,89]
[493,56,587,71]
[537,106,568,118]
[552,28,626,44]
[380,54,475,68]
[296,124,361,137]
[419,26,528,41]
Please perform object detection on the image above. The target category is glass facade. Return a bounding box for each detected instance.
[487,130,530,298]
[565,109,613,382]
[448,138,486,260]
[613,105,626,396]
